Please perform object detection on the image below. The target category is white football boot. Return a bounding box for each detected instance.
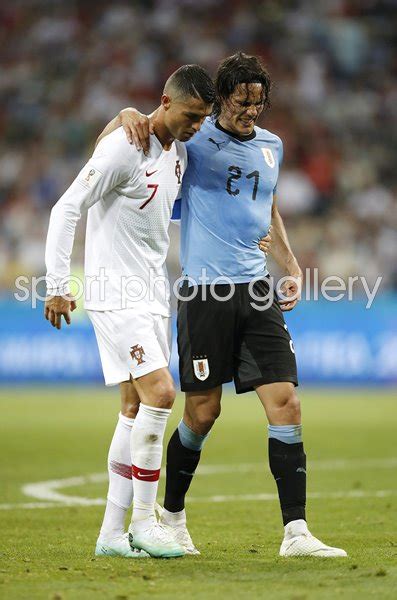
[157,504,200,555]
[95,533,149,558]
[129,517,185,558]
[280,520,347,557]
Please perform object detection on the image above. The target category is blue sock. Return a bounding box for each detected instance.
[178,420,209,451]
[268,424,306,525]
[164,421,209,512]
[268,424,302,444]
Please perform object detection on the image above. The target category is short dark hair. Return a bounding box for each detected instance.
[213,52,272,117]
[165,65,215,105]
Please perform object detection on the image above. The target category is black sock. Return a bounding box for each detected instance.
[164,428,202,512]
[268,437,306,525]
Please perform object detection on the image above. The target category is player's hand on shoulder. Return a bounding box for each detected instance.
[259,226,272,255]
[278,269,303,312]
[119,108,154,155]
[44,295,76,330]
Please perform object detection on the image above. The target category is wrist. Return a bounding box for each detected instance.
[118,107,134,123]
[285,256,302,277]
[46,282,70,297]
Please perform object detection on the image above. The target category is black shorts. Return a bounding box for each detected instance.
[177,279,298,394]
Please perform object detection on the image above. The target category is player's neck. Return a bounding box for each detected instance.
[151,107,174,150]
[216,118,256,141]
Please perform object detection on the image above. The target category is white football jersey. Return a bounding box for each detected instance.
[45,127,187,315]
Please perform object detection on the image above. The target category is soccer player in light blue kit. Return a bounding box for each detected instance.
[102,53,346,557]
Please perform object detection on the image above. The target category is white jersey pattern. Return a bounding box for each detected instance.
[45,127,187,315]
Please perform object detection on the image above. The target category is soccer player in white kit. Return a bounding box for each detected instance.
[44,65,214,558]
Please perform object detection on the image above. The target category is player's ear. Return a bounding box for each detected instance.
[161,94,172,111]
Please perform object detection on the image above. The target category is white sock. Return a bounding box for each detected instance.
[131,404,171,524]
[162,508,186,527]
[284,519,308,540]
[99,412,134,541]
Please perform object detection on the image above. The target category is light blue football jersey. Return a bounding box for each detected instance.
[174,117,283,284]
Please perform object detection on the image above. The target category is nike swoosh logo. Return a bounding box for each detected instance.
[137,471,155,478]
[146,169,158,177]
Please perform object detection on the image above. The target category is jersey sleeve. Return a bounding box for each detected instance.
[273,137,283,195]
[45,129,136,295]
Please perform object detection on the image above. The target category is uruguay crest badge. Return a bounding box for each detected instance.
[193,357,210,381]
[262,147,275,168]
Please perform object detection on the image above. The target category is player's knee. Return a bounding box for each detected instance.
[281,390,301,421]
[150,379,176,409]
[121,402,139,419]
[120,381,140,418]
[211,401,222,422]
[192,405,221,434]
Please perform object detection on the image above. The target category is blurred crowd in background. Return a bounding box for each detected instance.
[1,0,396,296]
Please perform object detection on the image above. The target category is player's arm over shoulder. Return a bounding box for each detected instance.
[96,107,155,154]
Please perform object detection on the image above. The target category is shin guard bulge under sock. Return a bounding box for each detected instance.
[131,404,171,522]
[268,425,306,525]
[100,412,134,540]
[164,420,209,513]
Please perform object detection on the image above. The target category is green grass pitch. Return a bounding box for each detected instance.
[0,387,396,599]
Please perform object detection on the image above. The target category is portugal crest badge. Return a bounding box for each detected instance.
[175,159,182,184]
[261,147,275,168]
[193,357,210,381]
[130,344,146,365]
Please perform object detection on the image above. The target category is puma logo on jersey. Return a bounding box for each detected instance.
[208,138,226,151]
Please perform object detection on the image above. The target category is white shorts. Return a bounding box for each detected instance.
[87,309,172,386]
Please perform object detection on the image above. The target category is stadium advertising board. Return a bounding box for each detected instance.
[0,298,395,385]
